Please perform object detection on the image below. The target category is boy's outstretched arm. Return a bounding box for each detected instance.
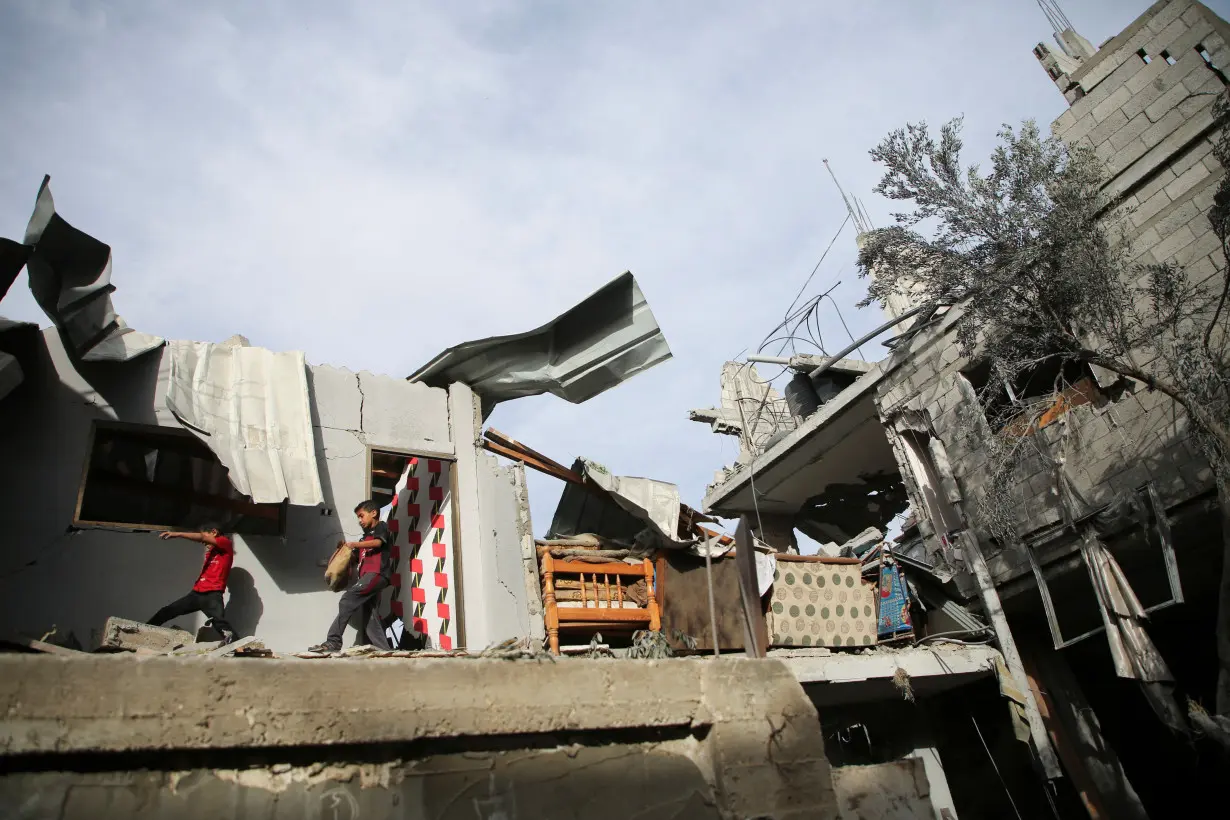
[345,537,384,550]
[159,531,221,546]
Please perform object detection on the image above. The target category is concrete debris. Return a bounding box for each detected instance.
[832,759,938,819]
[207,636,261,658]
[838,526,884,557]
[100,618,194,654]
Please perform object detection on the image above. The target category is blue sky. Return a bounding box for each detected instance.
[1,0,1198,539]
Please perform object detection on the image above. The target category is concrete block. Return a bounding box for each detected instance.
[1054,107,1078,135]
[1148,16,1192,52]
[1132,227,1162,262]
[1148,1,1193,35]
[99,617,194,654]
[1135,166,1178,202]
[1107,108,1219,201]
[1145,80,1202,123]
[1109,113,1154,152]
[832,760,938,819]
[1181,3,1206,27]
[1167,137,1217,179]
[1108,137,1151,176]
[1166,19,1218,56]
[1141,107,1187,149]
[1149,186,1211,237]
[1126,59,1169,95]
[1091,87,1133,125]
[1063,111,1097,143]
[1131,189,1173,228]
[1087,108,1130,148]
[1175,228,1221,266]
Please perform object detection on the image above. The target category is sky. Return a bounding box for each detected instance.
[1,0,1206,542]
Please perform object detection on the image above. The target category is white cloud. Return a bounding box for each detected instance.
[0,0,1149,533]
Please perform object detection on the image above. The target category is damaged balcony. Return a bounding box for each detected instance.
[699,353,910,553]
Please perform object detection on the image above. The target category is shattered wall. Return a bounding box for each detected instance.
[0,328,457,651]
[874,0,1227,587]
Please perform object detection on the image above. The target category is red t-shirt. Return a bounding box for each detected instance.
[192,536,234,593]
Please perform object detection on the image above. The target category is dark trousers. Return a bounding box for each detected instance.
[149,590,236,639]
[325,572,391,650]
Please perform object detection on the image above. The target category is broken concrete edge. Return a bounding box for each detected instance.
[0,656,819,758]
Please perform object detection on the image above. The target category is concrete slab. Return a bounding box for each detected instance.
[0,655,840,819]
[99,618,194,654]
[775,645,1001,707]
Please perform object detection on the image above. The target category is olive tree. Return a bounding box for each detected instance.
[857,110,1230,717]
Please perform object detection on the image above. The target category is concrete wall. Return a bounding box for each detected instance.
[447,382,543,650]
[0,655,840,819]
[874,0,1228,587]
[0,329,454,652]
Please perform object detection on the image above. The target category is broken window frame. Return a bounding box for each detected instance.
[365,444,466,646]
[73,419,288,535]
[961,356,1103,436]
[1029,482,1183,650]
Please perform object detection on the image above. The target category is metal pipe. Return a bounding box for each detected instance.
[806,305,928,381]
[745,354,792,365]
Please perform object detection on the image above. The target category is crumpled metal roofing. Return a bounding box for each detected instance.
[547,456,694,550]
[408,271,671,405]
[165,336,324,506]
[17,175,163,362]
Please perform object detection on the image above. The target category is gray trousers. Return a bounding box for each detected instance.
[325,572,391,650]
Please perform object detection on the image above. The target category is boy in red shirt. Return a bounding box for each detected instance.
[307,500,393,653]
[148,522,238,644]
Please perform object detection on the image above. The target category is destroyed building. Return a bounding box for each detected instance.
[699,1,1230,817]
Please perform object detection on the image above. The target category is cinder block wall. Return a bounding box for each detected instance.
[873,0,1228,586]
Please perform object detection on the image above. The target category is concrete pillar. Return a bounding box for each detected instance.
[908,745,958,820]
[1020,637,1149,820]
[448,382,490,651]
[753,514,799,554]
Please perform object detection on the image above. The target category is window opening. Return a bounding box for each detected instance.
[962,358,1102,435]
[1196,44,1229,84]
[1137,48,1152,65]
[1160,49,1176,66]
[1030,483,1183,649]
[75,421,286,534]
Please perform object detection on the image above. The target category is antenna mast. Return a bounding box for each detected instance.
[822,158,874,234]
[1036,0,1073,34]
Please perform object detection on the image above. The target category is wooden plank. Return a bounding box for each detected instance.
[484,428,575,475]
[550,559,652,577]
[1,637,85,656]
[557,609,653,624]
[734,516,769,658]
[480,439,583,486]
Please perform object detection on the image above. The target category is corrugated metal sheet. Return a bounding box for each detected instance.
[20,176,163,362]
[165,337,324,506]
[408,272,671,405]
